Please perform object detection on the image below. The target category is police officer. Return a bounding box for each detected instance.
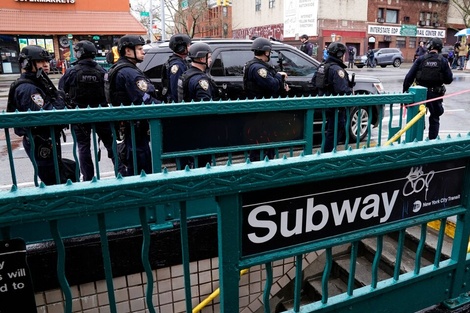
[299,34,313,56]
[105,35,161,176]
[7,45,67,185]
[312,42,354,153]
[243,37,289,100]
[403,37,453,140]
[178,42,219,102]
[162,34,191,103]
[59,40,116,181]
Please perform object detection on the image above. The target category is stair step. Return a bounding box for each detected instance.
[306,276,348,300]
[362,235,433,274]
[335,254,392,286]
[405,225,453,260]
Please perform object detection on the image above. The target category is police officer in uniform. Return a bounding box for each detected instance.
[243,37,289,100]
[7,45,67,185]
[178,42,219,102]
[105,35,161,176]
[162,34,191,103]
[299,34,314,56]
[312,42,354,153]
[403,37,453,140]
[59,40,116,181]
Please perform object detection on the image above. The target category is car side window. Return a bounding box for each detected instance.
[270,50,316,77]
[142,51,172,79]
[210,50,253,77]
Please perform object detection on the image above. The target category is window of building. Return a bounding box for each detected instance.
[255,0,261,11]
[396,36,406,49]
[377,8,398,23]
[409,37,417,49]
[269,0,275,9]
[419,12,437,26]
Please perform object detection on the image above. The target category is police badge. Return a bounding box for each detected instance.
[198,79,209,90]
[171,65,179,74]
[257,68,268,78]
[31,94,44,108]
[136,79,148,92]
[337,69,345,78]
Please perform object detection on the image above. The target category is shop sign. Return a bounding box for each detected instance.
[368,24,445,38]
[15,0,76,3]
[400,24,417,37]
[241,159,466,256]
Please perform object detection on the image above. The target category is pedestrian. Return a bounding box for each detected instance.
[323,45,329,61]
[161,34,191,103]
[403,37,453,140]
[106,40,120,65]
[347,46,354,68]
[59,40,116,181]
[299,34,314,56]
[242,37,289,100]
[414,41,427,61]
[367,48,375,67]
[451,42,460,69]
[7,45,70,185]
[105,35,161,176]
[456,40,468,70]
[312,42,355,153]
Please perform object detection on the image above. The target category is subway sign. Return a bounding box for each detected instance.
[241,160,466,256]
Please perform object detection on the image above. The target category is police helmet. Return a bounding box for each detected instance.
[169,34,191,54]
[300,34,309,40]
[74,40,97,60]
[327,42,347,58]
[251,37,272,52]
[426,37,443,52]
[188,42,212,59]
[118,35,146,56]
[18,45,52,70]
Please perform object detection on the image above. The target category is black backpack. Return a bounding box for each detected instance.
[7,78,35,112]
[70,64,105,108]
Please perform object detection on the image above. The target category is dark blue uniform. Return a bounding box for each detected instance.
[178,67,218,102]
[9,72,66,185]
[403,52,453,139]
[243,58,284,99]
[163,54,188,103]
[312,55,353,152]
[106,57,161,176]
[59,59,116,181]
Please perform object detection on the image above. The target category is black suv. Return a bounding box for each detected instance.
[139,39,385,141]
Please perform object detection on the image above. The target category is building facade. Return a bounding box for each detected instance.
[0,0,146,74]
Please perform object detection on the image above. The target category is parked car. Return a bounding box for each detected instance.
[354,48,404,68]
[139,39,385,141]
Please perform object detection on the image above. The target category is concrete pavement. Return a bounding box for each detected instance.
[0,74,62,99]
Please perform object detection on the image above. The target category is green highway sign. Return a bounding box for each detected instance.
[140,11,150,17]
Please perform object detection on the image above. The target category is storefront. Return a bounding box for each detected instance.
[0,0,146,74]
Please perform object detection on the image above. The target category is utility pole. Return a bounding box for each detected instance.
[149,0,154,41]
[160,0,166,41]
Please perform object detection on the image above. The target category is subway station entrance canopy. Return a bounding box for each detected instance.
[0,9,147,35]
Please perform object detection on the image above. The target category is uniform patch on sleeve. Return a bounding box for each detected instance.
[198,79,209,90]
[31,93,44,108]
[171,64,179,74]
[257,68,268,78]
[136,79,148,92]
[337,69,345,78]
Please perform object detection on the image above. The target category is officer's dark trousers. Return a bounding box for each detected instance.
[119,122,152,177]
[23,136,60,185]
[426,92,444,140]
[324,108,346,153]
[73,123,116,181]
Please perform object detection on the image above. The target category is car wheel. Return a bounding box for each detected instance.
[393,59,402,67]
[349,107,370,142]
[380,65,387,68]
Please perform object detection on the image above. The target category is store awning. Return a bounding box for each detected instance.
[0,9,147,35]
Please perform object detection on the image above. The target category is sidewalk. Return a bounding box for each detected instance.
[0,74,62,99]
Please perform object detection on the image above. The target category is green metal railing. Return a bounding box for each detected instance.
[3,87,467,313]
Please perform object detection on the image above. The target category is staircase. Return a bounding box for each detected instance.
[272,225,455,313]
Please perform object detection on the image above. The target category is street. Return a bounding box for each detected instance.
[1,66,469,188]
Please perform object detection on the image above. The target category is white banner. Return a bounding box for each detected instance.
[284,0,318,38]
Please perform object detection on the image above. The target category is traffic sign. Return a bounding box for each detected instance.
[140,11,150,17]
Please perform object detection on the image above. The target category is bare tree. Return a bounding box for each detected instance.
[452,0,470,27]
[164,0,209,37]
[130,1,161,38]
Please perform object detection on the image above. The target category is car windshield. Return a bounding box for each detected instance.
[270,50,316,77]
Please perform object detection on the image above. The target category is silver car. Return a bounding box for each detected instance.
[354,48,404,68]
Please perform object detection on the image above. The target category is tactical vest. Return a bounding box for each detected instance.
[104,62,135,106]
[416,54,445,87]
[69,64,105,108]
[161,55,182,101]
[314,62,331,94]
[177,68,205,103]
[7,78,34,112]
[243,59,278,99]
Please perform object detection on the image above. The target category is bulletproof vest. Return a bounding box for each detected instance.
[243,58,278,99]
[161,55,182,100]
[7,78,35,112]
[69,64,105,108]
[314,62,331,92]
[416,54,444,87]
[104,62,135,106]
[177,68,203,103]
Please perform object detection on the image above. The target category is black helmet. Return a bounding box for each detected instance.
[327,42,347,58]
[169,34,191,54]
[118,35,146,55]
[300,34,309,40]
[251,37,272,52]
[188,42,212,59]
[18,45,52,70]
[74,40,97,60]
[426,37,443,52]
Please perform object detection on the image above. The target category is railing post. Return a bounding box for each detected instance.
[217,194,242,312]
[405,86,427,142]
